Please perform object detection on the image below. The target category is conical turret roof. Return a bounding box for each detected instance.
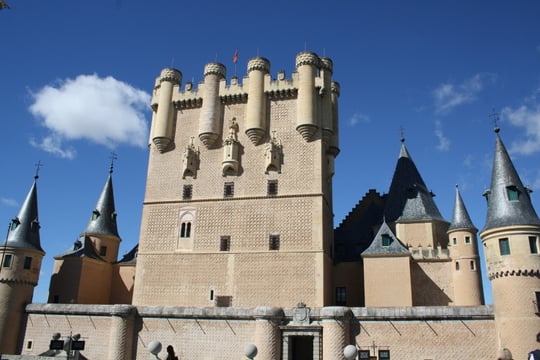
[482,131,540,232]
[82,172,119,238]
[5,179,44,252]
[362,220,410,256]
[448,185,477,232]
[384,141,445,222]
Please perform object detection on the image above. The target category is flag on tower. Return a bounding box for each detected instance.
[232,49,239,64]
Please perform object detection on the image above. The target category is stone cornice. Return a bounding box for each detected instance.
[488,267,540,280]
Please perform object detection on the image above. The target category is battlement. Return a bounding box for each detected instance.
[410,245,450,261]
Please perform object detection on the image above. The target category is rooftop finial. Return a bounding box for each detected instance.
[109,151,117,174]
[400,127,405,143]
[34,160,43,180]
[490,108,500,133]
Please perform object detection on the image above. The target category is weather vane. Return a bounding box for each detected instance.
[34,160,43,180]
[109,151,118,174]
[490,108,500,133]
[400,127,406,143]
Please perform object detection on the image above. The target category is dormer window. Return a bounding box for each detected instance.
[30,220,39,232]
[382,234,392,247]
[506,186,519,201]
[92,210,100,220]
[483,189,491,205]
[10,217,20,231]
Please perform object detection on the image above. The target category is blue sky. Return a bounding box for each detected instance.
[1,0,539,304]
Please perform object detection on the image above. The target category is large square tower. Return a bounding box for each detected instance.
[132,52,340,307]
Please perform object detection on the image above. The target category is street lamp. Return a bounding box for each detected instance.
[148,340,162,359]
[244,344,258,359]
[344,344,358,360]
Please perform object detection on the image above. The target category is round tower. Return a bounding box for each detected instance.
[0,177,44,354]
[152,68,182,153]
[448,185,484,306]
[245,57,270,145]
[480,129,540,359]
[198,62,226,148]
[295,51,320,141]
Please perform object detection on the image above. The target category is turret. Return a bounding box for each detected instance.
[245,57,270,145]
[151,68,182,152]
[479,128,540,359]
[295,51,320,141]
[448,185,484,306]
[328,81,340,157]
[0,175,45,354]
[198,62,226,148]
[319,57,333,143]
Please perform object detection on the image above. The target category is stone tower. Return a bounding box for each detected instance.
[448,185,484,305]
[0,176,44,354]
[133,52,339,307]
[480,128,540,359]
[48,168,122,304]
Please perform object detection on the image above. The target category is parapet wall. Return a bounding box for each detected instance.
[15,304,497,360]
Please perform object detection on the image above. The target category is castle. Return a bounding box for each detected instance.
[0,52,539,359]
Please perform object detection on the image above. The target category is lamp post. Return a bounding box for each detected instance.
[244,344,257,359]
[148,341,162,359]
[344,344,358,360]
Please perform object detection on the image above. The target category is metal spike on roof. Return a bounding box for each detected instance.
[482,132,540,231]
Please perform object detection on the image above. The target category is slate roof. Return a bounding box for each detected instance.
[5,179,44,252]
[116,244,138,265]
[83,173,120,238]
[384,142,445,223]
[448,185,477,232]
[362,220,410,256]
[54,235,105,261]
[482,132,540,231]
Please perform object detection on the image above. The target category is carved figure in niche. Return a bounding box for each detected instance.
[182,137,199,179]
[226,117,239,142]
[265,131,283,174]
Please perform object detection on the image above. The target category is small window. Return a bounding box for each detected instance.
[92,209,100,220]
[381,234,391,246]
[26,340,33,350]
[465,236,471,244]
[269,235,280,250]
[535,292,540,313]
[455,261,460,271]
[24,256,32,270]
[267,180,278,196]
[2,254,12,268]
[499,238,510,256]
[529,236,538,254]
[220,236,230,251]
[506,186,519,201]
[99,246,107,257]
[10,217,20,231]
[379,350,390,360]
[209,289,214,301]
[336,287,347,306]
[470,260,476,270]
[358,350,370,359]
[452,237,457,245]
[180,222,192,238]
[224,182,234,198]
[183,185,193,200]
[30,220,39,232]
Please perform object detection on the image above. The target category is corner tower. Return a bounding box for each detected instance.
[0,175,45,354]
[448,185,484,305]
[480,128,540,359]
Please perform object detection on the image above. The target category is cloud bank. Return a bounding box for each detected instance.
[29,74,151,158]
[503,90,540,155]
[433,73,495,114]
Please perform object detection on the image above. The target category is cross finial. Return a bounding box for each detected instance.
[34,160,43,180]
[490,108,500,133]
[400,127,405,143]
[109,151,118,174]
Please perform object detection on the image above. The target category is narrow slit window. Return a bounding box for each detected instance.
[499,238,510,256]
[455,261,460,271]
[24,256,32,270]
[224,182,234,198]
[465,236,471,244]
[220,236,230,251]
[183,185,193,200]
[529,236,538,254]
[2,254,12,268]
[267,180,278,196]
[269,235,280,250]
[470,260,475,270]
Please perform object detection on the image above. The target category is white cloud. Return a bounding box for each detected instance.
[29,74,150,157]
[433,74,495,114]
[434,119,450,151]
[502,93,540,155]
[1,197,18,207]
[350,112,370,126]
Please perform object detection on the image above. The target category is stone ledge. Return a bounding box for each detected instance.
[351,305,494,320]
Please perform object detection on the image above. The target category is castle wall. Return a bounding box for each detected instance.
[363,256,412,307]
[411,261,454,306]
[17,304,497,360]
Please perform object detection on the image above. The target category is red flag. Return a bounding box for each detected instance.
[232,49,239,64]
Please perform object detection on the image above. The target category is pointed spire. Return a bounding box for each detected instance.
[448,185,477,232]
[483,131,540,231]
[6,178,43,252]
[384,141,445,222]
[83,171,119,238]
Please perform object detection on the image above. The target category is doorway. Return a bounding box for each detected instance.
[289,336,314,360]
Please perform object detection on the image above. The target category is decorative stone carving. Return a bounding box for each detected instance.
[291,302,310,326]
[265,131,282,174]
[182,137,199,179]
[222,118,241,176]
